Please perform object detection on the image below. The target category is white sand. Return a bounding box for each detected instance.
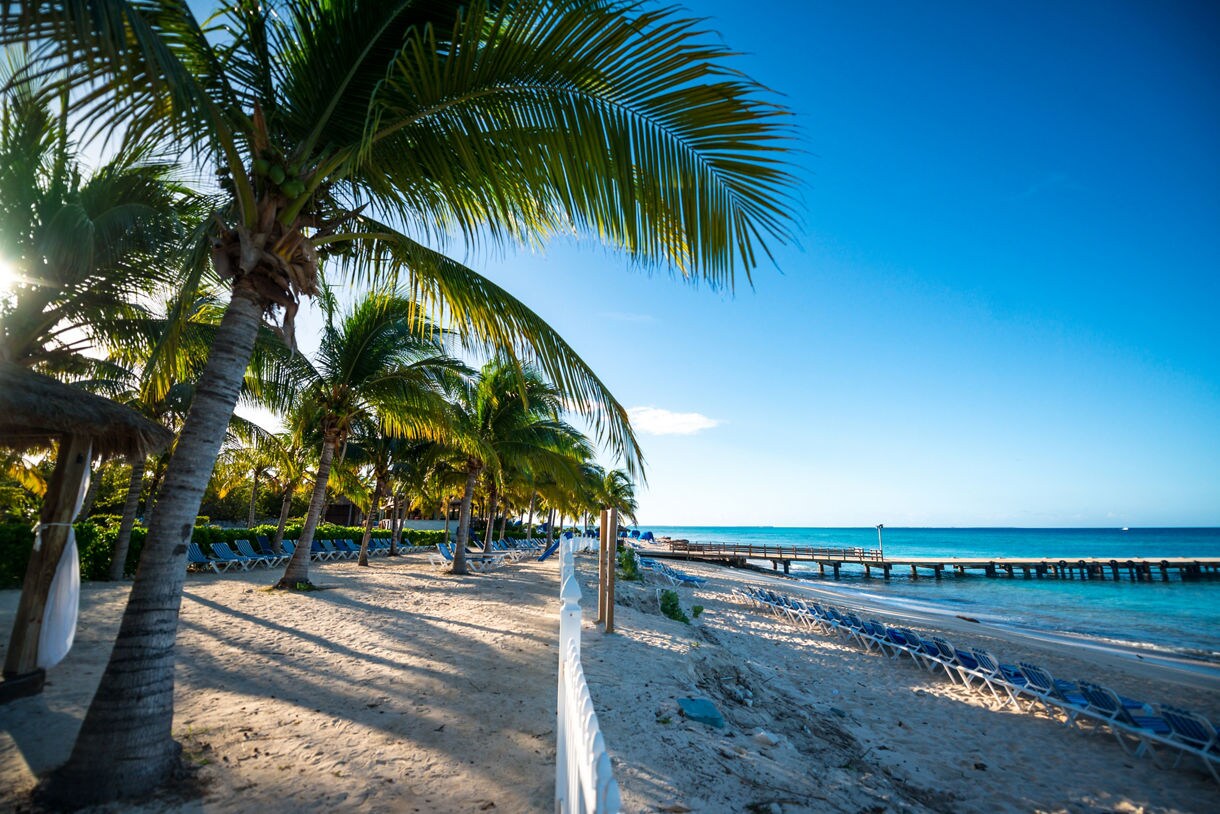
[579,557,1220,813]
[1,553,1217,813]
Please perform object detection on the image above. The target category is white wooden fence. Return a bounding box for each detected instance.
[556,537,622,812]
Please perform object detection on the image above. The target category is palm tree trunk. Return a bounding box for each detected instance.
[42,290,265,807]
[525,492,536,541]
[452,465,479,575]
[358,477,382,566]
[547,509,556,544]
[276,438,336,589]
[272,488,292,553]
[246,469,259,528]
[141,453,167,530]
[108,457,145,581]
[443,494,451,542]
[498,511,508,542]
[484,482,499,552]
[389,491,402,555]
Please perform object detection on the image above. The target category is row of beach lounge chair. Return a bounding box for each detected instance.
[735,585,1220,784]
[630,550,706,587]
[427,539,545,573]
[186,536,428,573]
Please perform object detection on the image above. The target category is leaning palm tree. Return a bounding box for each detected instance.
[253,292,467,589]
[5,0,795,803]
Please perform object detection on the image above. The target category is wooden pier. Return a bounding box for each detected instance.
[658,540,1220,583]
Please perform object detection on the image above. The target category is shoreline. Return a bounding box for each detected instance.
[649,535,1220,664]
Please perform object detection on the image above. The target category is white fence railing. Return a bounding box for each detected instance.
[556,537,622,813]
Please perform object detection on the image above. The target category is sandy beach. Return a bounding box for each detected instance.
[2,552,1217,813]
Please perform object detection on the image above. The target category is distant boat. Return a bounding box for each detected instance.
[1121,527,1129,532]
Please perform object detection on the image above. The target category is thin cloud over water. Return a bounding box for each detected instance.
[628,406,720,436]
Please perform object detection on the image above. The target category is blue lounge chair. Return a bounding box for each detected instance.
[210,542,254,571]
[187,542,233,573]
[236,538,282,567]
[335,539,362,558]
[1016,663,1089,721]
[320,539,352,560]
[1158,705,1220,783]
[1077,682,1173,757]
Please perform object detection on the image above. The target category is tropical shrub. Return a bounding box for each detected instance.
[0,523,35,588]
[617,547,641,581]
[659,589,690,624]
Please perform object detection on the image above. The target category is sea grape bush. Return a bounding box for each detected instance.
[659,589,690,624]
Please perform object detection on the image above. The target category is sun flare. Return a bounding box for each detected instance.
[0,258,15,291]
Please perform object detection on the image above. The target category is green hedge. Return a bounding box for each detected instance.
[0,521,411,587]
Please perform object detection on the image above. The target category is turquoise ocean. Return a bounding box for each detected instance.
[644,527,1220,658]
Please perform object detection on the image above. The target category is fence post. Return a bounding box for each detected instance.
[556,537,580,812]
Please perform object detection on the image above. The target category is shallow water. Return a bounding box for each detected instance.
[645,526,1220,657]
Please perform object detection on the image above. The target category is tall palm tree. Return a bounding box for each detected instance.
[6,1,795,802]
[334,423,404,564]
[254,292,466,588]
[446,360,591,574]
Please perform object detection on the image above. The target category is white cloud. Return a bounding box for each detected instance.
[628,406,720,436]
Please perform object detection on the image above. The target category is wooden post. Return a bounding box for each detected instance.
[605,508,618,634]
[596,509,608,624]
[5,433,91,682]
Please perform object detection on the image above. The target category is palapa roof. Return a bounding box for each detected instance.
[0,362,173,458]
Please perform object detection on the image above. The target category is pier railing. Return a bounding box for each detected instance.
[556,537,621,813]
[669,540,885,563]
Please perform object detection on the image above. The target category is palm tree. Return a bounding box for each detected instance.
[446,360,591,574]
[6,1,796,802]
[254,292,466,589]
[597,467,639,525]
[0,66,190,374]
[335,424,404,565]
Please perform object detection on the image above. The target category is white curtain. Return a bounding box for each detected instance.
[37,442,91,669]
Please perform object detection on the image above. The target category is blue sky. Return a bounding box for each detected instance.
[303,1,1220,527]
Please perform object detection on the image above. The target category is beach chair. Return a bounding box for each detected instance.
[256,537,284,558]
[926,638,974,686]
[307,540,329,561]
[187,542,233,573]
[1077,682,1173,757]
[1016,663,1089,721]
[966,649,1027,708]
[320,539,352,560]
[210,541,255,571]
[897,628,948,674]
[335,539,361,558]
[1158,705,1220,783]
[236,538,283,567]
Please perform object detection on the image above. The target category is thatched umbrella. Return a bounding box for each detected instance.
[0,363,173,702]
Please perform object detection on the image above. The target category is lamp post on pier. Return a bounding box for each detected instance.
[876,524,885,561]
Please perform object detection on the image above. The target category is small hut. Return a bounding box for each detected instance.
[0,363,173,702]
